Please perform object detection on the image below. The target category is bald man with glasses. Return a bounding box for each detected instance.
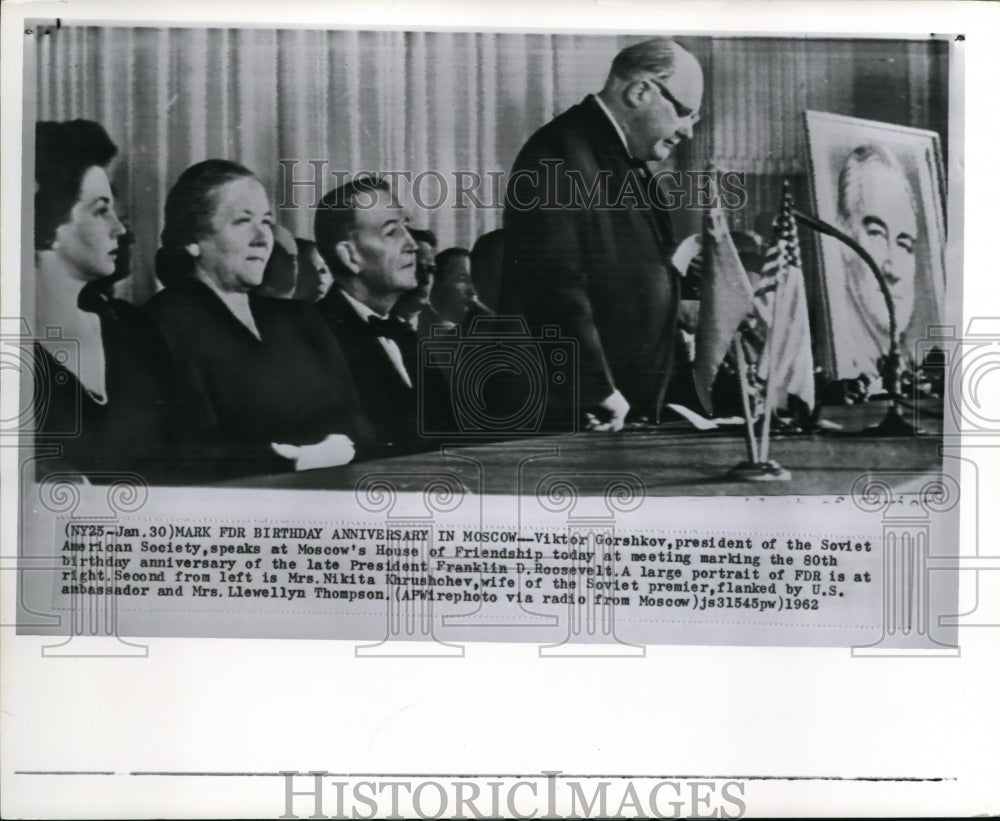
[500,38,703,432]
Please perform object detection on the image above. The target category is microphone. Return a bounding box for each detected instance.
[791,208,916,436]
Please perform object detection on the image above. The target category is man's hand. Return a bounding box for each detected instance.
[584,389,630,432]
[271,434,356,471]
[671,233,702,276]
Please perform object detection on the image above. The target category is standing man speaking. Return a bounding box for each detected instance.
[501,38,703,431]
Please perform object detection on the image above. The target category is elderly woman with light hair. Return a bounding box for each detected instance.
[145,159,371,481]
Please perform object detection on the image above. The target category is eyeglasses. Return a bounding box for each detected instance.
[647,77,701,124]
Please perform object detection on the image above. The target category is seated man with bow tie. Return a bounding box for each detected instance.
[314,175,454,455]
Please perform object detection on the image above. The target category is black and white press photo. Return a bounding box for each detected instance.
[10,19,966,649]
[2,2,996,818]
[19,26,953,494]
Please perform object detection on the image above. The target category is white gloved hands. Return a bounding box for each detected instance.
[271,434,356,471]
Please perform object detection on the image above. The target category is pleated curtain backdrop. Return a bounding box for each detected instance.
[30,25,947,306]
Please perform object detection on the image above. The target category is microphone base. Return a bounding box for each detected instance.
[861,404,921,437]
[728,460,791,482]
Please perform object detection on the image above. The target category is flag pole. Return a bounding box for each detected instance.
[759,352,777,462]
[742,298,789,480]
[733,338,760,464]
[757,226,787,467]
[739,180,796,481]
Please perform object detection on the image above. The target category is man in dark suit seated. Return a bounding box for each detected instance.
[314,176,453,455]
[501,37,704,432]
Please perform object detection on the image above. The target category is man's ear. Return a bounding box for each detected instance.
[184,242,201,259]
[622,78,652,109]
[335,240,361,275]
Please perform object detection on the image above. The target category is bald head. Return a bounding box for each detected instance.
[598,38,704,162]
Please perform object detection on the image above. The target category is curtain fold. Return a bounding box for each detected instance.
[32,26,947,305]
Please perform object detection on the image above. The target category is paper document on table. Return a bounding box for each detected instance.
[665,403,745,430]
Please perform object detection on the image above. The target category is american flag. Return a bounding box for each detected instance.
[754,181,815,412]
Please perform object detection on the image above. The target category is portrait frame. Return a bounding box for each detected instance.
[803,110,947,381]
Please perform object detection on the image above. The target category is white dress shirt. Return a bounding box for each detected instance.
[339,289,413,388]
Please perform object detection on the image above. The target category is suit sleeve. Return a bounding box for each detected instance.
[502,144,616,410]
[293,300,379,456]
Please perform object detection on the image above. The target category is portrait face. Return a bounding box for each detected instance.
[344,186,418,298]
[188,176,274,293]
[624,57,703,162]
[841,159,918,337]
[52,165,126,279]
[805,113,946,381]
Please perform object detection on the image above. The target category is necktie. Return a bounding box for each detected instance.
[368,315,415,343]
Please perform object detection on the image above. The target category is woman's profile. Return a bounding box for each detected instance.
[33,119,175,481]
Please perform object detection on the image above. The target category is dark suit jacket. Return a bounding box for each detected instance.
[34,298,178,483]
[145,278,369,482]
[501,94,679,421]
[316,286,455,455]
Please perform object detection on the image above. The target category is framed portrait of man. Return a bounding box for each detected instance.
[803,110,947,384]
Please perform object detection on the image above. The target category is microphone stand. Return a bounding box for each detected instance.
[792,209,918,436]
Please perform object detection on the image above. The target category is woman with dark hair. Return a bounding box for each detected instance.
[33,119,174,480]
[144,159,368,481]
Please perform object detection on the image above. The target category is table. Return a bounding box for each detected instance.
[217,400,944,496]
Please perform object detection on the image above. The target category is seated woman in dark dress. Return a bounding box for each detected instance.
[33,119,175,482]
[144,159,369,481]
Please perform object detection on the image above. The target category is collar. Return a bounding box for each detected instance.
[193,272,252,312]
[339,288,388,323]
[191,273,262,340]
[592,93,632,158]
